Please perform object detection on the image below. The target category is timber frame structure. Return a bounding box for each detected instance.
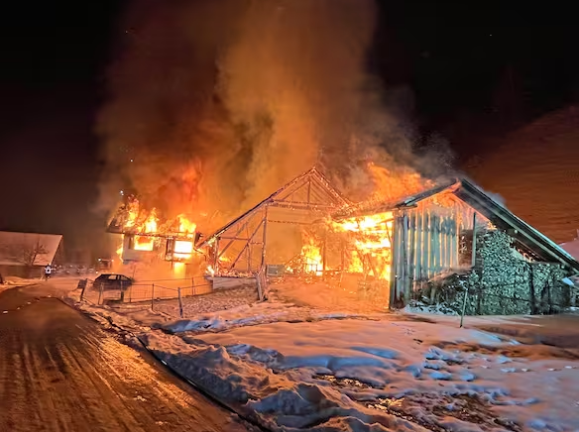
[197,167,349,277]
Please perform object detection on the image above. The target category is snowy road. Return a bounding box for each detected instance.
[0,285,248,432]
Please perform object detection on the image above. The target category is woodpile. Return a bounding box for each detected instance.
[418,229,572,315]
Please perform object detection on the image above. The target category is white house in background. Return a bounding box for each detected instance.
[0,231,63,278]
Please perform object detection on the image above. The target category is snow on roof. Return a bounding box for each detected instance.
[0,231,63,266]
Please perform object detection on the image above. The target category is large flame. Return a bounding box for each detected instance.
[332,212,394,281]
[178,214,197,237]
[115,198,200,275]
[301,238,323,276]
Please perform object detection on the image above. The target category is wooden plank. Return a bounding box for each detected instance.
[401,214,409,302]
[415,212,423,287]
[408,213,416,301]
[429,213,437,277]
[389,216,400,307]
[424,211,431,279]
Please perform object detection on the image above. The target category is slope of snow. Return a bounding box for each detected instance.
[144,318,579,432]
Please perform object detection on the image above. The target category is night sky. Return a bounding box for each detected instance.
[1,1,577,259]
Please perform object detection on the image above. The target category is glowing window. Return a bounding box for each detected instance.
[133,236,154,251]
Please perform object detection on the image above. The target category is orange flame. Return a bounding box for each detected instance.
[331,212,394,281]
[301,239,323,276]
[178,215,197,237]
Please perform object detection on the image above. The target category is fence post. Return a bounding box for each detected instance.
[80,280,87,301]
[178,287,184,318]
[460,286,469,328]
[98,282,104,305]
[120,280,124,302]
[461,213,478,328]
[151,283,155,310]
[129,283,132,303]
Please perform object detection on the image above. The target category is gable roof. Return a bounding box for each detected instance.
[197,167,349,248]
[336,179,579,273]
[0,231,63,266]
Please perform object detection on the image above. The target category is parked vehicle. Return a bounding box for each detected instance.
[92,274,134,291]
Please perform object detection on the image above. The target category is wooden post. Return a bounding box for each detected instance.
[98,282,104,305]
[260,208,268,271]
[461,212,478,328]
[80,280,87,301]
[422,211,429,281]
[213,238,220,275]
[460,283,469,328]
[178,287,184,318]
[151,284,155,310]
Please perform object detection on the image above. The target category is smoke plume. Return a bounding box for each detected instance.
[97,0,453,228]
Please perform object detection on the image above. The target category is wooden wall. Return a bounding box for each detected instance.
[389,200,481,306]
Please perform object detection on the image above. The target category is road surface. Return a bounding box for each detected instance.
[0,284,249,432]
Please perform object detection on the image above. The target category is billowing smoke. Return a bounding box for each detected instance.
[97,0,453,228]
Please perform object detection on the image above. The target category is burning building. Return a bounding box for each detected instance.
[106,198,203,279]
[332,178,579,313]
[196,169,579,314]
[196,167,349,281]
[104,165,578,314]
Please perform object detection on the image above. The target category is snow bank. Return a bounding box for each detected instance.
[162,300,371,333]
[144,318,579,431]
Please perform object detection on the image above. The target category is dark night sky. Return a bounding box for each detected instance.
[1,1,578,258]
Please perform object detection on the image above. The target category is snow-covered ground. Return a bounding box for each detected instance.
[143,317,579,432]
[59,276,579,431]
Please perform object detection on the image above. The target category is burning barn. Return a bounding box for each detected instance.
[198,169,578,314]
[333,179,579,314]
[196,168,349,285]
[106,166,578,315]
